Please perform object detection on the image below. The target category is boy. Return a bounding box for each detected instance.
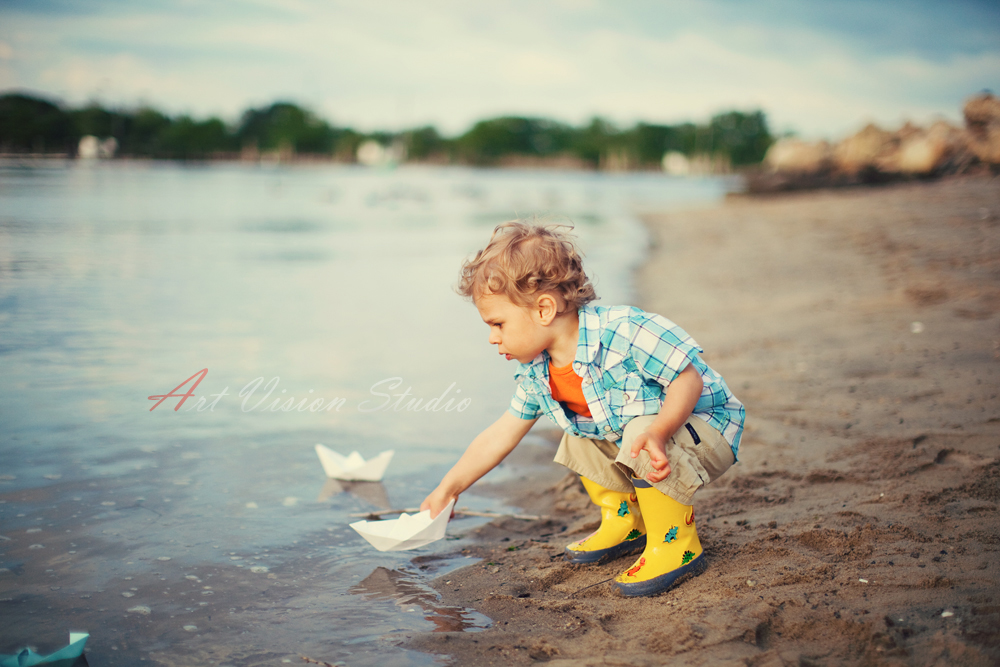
[421,221,744,597]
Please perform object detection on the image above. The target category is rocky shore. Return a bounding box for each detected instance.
[749,93,1000,193]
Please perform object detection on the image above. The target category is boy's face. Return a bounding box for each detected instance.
[474,292,551,364]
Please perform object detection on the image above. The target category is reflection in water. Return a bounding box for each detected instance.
[350,567,489,634]
[317,479,392,508]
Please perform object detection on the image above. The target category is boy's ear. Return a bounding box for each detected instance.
[535,293,559,325]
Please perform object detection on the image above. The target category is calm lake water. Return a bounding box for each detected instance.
[0,161,738,666]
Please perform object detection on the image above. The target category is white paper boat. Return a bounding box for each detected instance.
[315,445,394,481]
[349,500,454,551]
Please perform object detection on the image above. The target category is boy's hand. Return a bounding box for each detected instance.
[629,430,672,483]
[420,488,458,520]
[419,412,536,520]
[628,364,703,484]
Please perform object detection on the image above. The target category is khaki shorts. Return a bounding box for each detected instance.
[553,415,735,505]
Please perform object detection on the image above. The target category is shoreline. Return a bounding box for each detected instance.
[406,174,1000,665]
[0,153,705,173]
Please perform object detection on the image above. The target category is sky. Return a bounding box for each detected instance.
[1,0,998,139]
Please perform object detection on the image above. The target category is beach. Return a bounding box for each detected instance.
[407,174,1000,666]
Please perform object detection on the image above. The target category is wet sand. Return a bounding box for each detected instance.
[407,175,1000,665]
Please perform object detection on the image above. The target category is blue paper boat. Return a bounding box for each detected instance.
[0,632,88,667]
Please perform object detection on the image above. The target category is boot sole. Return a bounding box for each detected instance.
[614,553,705,596]
[564,535,647,564]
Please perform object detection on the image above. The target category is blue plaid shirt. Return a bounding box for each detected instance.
[508,304,744,457]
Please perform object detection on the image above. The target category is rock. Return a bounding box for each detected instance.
[882,121,970,175]
[963,92,1000,165]
[895,121,923,142]
[833,124,897,175]
[964,92,1000,131]
[764,138,833,174]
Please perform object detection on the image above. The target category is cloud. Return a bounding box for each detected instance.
[498,51,582,87]
[37,53,246,115]
[0,0,996,137]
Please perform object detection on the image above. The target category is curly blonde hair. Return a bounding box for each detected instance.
[457,220,598,311]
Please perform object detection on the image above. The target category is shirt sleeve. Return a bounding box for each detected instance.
[628,312,704,387]
[508,380,544,420]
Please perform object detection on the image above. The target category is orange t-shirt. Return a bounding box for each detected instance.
[549,360,592,417]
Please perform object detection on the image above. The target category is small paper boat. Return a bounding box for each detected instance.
[350,500,454,551]
[1,631,88,667]
[315,445,394,481]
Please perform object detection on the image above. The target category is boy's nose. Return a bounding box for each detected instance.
[488,331,500,345]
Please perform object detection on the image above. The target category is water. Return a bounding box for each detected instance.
[0,161,738,665]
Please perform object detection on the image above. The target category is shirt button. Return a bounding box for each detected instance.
[604,425,612,432]
[623,393,630,401]
[583,378,592,386]
[573,363,581,370]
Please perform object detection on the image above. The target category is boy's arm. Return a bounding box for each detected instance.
[421,411,538,518]
[629,364,703,483]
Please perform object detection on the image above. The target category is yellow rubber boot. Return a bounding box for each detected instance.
[614,481,703,596]
[565,476,646,563]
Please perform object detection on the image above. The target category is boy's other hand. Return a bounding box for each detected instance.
[421,489,458,520]
[629,430,672,483]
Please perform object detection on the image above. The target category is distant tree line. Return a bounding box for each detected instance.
[0,92,773,167]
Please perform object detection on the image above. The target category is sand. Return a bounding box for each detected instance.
[406,174,1000,666]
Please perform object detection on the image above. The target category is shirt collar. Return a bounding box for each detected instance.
[518,304,601,378]
[518,350,548,378]
[576,304,602,365]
